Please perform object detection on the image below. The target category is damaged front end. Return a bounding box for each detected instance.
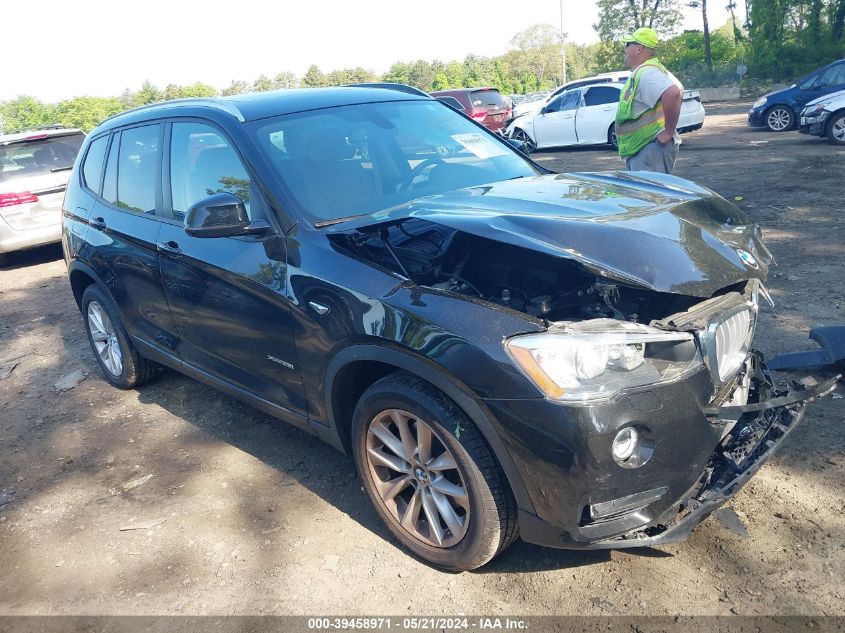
[326,172,836,548]
[582,354,838,549]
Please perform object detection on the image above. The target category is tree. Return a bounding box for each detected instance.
[594,0,684,41]
[382,62,412,85]
[0,97,57,132]
[272,71,298,90]
[55,97,124,132]
[508,24,564,88]
[252,74,274,92]
[135,80,161,105]
[689,0,713,70]
[221,80,250,96]
[301,65,327,88]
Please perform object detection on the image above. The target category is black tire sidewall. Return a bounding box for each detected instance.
[351,378,502,571]
[827,113,845,145]
[81,285,138,388]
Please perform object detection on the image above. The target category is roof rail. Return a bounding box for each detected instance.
[343,83,431,98]
[100,98,246,126]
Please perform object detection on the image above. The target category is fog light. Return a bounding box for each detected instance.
[612,427,639,462]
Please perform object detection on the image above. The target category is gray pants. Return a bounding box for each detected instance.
[625,139,679,174]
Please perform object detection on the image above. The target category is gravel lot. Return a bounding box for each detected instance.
[0,102,843,617]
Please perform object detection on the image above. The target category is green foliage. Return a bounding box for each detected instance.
[55,97,124,132]
[594,0,684,41]
[301,65,327,88]
[0,97,58,132]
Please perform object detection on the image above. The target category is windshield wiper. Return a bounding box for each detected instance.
[51,166,73,173]
[314,213,371,228]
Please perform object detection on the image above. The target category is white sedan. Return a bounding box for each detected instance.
[505,82,705,152]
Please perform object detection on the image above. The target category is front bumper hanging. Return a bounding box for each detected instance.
[580,362,838,550]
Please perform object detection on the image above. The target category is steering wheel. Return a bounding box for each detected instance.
[399,158,445,191]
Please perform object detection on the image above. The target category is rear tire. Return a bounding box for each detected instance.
[608,123,618,149]
[352,372,518,571]
[826,112,845,145]
[81,285,158,389]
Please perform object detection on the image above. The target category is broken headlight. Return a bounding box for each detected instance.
[505,319,703,403]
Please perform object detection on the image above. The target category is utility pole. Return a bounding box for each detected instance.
[560,0,567,85]
[690,0,712,71]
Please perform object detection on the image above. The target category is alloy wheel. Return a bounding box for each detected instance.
[512,129,536,154]
[365,408,470,548]
[766,106,793,132]
[87,300,123,376]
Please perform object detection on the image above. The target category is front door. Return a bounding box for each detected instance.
[531,90,581,149]
[157,120,308,421]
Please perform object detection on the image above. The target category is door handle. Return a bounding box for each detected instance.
[91,216,106,229]
[157,240,183,256]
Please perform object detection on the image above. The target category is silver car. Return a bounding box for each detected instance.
[0,126,85,266]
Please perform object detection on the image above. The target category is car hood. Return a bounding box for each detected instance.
[338,171,771,298]
[805,88,845,107]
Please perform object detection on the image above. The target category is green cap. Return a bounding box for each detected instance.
[622,27,659,49]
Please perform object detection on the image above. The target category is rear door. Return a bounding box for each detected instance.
[157,119,309,422]
[0,132,84,238]
[531,90,580,148]
[86,123,179,352]
[575,86,620,144]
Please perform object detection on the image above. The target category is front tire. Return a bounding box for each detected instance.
[826,112,845,145]
[81,285,158,389]
[765,105,795,132]
[511,128,536,154]
[352,372,518,571]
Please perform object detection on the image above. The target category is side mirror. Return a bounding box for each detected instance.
[540,105,549,115]
[185,192,271,238]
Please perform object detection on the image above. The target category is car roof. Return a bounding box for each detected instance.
[431,87,500,96]
[97,86,432,131]
[0,126,84,145]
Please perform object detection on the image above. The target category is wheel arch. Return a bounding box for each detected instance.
[322,344,535,513]
[68,260,105,310]
[825,107,845,138]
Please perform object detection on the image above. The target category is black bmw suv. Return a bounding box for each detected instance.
[62,87,833,571]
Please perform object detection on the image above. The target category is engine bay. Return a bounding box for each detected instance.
[330,218,713,323]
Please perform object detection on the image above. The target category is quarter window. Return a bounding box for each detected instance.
[81,135,108,194]
[170,122,251,222]
[115,125,160,214]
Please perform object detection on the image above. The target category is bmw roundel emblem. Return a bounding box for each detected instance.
[737,249,759,269]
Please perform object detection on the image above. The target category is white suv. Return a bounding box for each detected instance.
[0,125,85,266]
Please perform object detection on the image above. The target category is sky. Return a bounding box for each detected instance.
[4,0,745,103]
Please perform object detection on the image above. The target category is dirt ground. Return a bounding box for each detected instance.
[1,102,843,617]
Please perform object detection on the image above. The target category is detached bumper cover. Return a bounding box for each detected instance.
[582,374,837,549]
[519,362,837,550]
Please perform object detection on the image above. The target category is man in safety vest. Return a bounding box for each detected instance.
[615,28,683,173]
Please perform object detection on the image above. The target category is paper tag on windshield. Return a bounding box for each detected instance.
[451,133,509,159]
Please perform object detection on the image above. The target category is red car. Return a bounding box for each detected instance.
[431,87,511,133]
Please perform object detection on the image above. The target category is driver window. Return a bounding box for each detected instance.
[547,91,580,113]
[170,122,251,223]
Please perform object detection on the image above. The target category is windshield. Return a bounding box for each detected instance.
[248,100,537,225]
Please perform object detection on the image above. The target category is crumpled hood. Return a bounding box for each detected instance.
[345,171,771,298]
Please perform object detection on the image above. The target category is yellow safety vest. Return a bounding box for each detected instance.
[616,58,670,158]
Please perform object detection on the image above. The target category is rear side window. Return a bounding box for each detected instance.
[584,86,621,106]
[115,125,160,214]
[469,90,505,108]
[436,96,465,111]
[170,122,252,222]
[81,136,109,194]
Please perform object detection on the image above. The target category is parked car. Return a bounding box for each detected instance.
[511,71,633,120]
[0,125,85,266]
[63,87,832,571]
[798,88,845,145]
[430,87,511,133]
[748,58,845,132]
[504,82,705,152]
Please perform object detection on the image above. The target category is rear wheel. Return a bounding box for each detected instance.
[352,372,518,571]
[81,285,158,389]
[608,123,618,149]
[826,112,845,145]
[511,128,536,154]
[765,105,795,132]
